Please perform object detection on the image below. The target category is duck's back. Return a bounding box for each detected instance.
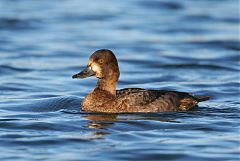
[115,88,209,112]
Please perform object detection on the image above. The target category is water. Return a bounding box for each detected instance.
[0,0,239,160]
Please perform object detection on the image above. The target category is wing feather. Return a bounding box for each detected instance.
[115,88,181,112]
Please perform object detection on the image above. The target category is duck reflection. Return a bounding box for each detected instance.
[84,113,118,129]
[83,112,180,130]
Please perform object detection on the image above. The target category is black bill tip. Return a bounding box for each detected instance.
[72,74,79,79]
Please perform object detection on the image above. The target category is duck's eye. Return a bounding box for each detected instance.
[98,59,104,64]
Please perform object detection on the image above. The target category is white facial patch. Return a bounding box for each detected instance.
[91,63,101,73]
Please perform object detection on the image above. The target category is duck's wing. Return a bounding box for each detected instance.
[115,89,182,112]
[115,88,210,112]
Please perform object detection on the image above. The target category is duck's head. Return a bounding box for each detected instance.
[72,49,120,82]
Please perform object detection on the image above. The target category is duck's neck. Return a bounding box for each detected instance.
[96,79,117,96]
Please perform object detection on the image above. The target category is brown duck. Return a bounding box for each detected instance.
[72,49,209,113]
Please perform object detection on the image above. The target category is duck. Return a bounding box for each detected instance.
[72,49,209,113]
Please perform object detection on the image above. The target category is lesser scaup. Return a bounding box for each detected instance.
[72,49,209,113]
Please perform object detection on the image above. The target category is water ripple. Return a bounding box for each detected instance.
[0,17,41,30]
[0,65,32,74]
[139,1,184,10]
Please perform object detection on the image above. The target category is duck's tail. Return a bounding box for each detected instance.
[178,94,210,111]
[195,95,210,102]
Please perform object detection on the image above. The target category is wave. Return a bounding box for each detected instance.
[0,17,41,30]
[0,65,32,74]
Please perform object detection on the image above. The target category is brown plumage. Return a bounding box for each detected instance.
[72,49,210,113]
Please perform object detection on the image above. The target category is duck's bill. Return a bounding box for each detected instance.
[72,66,95,79]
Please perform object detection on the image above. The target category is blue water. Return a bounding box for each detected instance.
[0,0,239,160]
